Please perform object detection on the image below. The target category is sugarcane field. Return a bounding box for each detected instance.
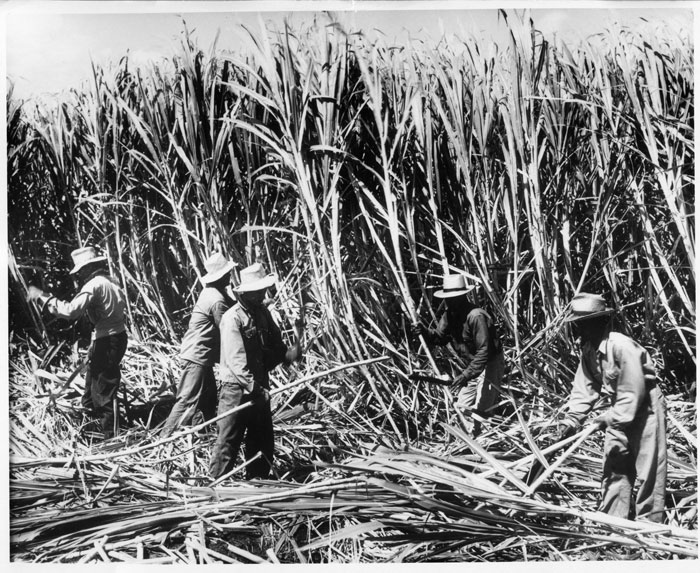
[4,2,697,566]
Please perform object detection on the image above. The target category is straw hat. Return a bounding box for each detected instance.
[233,263,277,293]
[434,274,475,299]
[201,252,237,285]
[69,246,107,275]
[564,293,614,322]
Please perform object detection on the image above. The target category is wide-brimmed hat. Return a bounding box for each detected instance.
[233,263,277,293]
[69,246,107,275]
[434,274,475,299]
[201,252,237,285]
[564,293,614,322]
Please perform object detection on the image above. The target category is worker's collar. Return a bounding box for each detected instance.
[596,337,609,356]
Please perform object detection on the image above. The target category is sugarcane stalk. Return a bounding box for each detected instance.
[9,246,48,339]
[442,421,537,497]
[43,355,89,404]
[294,302,304,354]
[668,411,697,449]
[524,424,600,495]
[209,452,263,487]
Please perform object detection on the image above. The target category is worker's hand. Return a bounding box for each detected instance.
[592,413,607,431]
[27,286,52,312]
[285,342,303,363]
[450,373,467,393]
[461,416,476,436]
[410,322,425,338]
[553,420,577,443]
[27,285,46,303]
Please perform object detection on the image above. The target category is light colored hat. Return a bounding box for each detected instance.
[201,252,237,285]
[69,246,107,275]
[233,263,277,293]
[434,274,475,299]
[565,293,614,322]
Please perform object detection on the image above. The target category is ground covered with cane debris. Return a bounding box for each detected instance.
[9,334,698,563]
[7,8,697,564]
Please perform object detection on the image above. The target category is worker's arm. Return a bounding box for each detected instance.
[46,290,92,321]
[211,299,229,328]
[220,312,256,394]
[456,312,490,383]
[262,312,293,370]
[562,353,602,431]
[601,337,648,430]
[422,313,451,345]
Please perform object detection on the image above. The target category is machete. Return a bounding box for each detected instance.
[408,373,453,386]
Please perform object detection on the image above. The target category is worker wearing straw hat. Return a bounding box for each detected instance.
[557,292,667,523]
[27,246,127,439]
[413,273,505,436]
[161,252,237,438]
[209,263,303,481]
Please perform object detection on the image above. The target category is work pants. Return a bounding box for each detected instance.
[456,351,505,416]
[209,381,274,481]
[82,331,128,439]
[601,386,667,522]
[161,360,217,437]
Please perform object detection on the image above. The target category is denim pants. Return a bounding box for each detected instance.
[82,331,128,439]
[209,380,274,480]
[161,360,217,437]
[601,386,667,522]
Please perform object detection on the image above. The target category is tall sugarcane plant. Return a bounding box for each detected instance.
[8,12,694,396]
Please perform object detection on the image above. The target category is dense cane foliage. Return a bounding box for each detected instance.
[9,14,694,392]
[7,11,696,563]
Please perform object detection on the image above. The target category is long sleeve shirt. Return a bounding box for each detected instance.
[46,273,126,340]
[426,306,502,382]
[219,302,288,393]
[179,286,232,366]
[565,331,658,430]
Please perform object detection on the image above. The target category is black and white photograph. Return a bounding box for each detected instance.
[3,0,697,566]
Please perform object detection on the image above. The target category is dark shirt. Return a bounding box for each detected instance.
[179,286,232,366]
[47,271,126,340]
[219,302,288,392]
[427,306,502,381]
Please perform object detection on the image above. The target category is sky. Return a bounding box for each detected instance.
[1,1,696,100]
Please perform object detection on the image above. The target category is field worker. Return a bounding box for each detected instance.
[413,273,505,436]
[27,246,127,439]
[209,263,302,481]
[557,292,667,523]
[161,252,237,438]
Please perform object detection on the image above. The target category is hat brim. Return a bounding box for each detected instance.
[234,273,277,293]
[434,286,474,299]
[70,256,107,275]
[201,261,237,285]
[564,308,614,323]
